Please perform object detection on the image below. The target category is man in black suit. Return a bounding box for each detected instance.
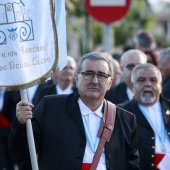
[119,63,170,170]
[1,84,44,170]
[157,47,170,100]
[33,56,77,105]
[105,49,147,104]
[9,52,140,170]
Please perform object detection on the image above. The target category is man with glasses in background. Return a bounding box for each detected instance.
[105,49,147,104]
[9,52,140,170]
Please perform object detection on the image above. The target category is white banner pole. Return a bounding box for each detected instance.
[20,89,39,170]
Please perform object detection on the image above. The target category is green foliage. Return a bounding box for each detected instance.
[90,20,103,46]
[66,0,85,17]
[112,0,157,46]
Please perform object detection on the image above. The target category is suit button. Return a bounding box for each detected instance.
[80,143,85,147]
[168,132,170,135]
[152,146,155,149]
[151,163,154,166]
[151,137,154,140]
[151,155,154,158]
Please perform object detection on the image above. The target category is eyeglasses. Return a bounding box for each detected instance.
[123,64,137,71]
[81,71,111,82]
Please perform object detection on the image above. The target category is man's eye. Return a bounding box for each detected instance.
[151,79,157,83]
[85,72,93,76]
[98,74,107,78]
[138,79,144,82]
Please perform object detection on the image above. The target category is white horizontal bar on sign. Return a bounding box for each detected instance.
[90,0,126,6]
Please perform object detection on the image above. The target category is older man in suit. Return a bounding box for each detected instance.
[9,52,140,170]
[105,49,147,104]
[119,63,170,170]
[33,56,77,105]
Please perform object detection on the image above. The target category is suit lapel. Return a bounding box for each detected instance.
[67,93,85,136]
[160,97,170,126]
[118,83,129,103]
[131,99,151,128]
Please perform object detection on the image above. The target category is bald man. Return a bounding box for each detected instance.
[105,49,147,104]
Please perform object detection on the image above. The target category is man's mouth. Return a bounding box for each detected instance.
[88,87,99,91]
[143,90,153,96]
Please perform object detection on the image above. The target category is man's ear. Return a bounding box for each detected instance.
[75,74,78,85]
[132,83,135,93]
[107,77,113,90]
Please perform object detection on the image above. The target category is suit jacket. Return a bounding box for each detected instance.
[9,92,140,170]
[33,80,77,106]
[2,84,44,122]
[162,75,170,100]
[118,97,170,170]
[105,82,129,104]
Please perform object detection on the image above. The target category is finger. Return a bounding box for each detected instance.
[17,100,34,108]
[18,114,33,124]
[17,110,33,124]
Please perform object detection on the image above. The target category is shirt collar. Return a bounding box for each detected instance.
[78,98,103,118]
[126,87,134,100]
[139,101,161,114]
[56,84,73,95]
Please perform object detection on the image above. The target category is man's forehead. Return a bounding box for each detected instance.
[136,69,158,78]
[83,59,108,67]
[81,60,109,74]
[125,54,145,64]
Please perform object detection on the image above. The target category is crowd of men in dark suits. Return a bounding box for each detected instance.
[0,30,170,170]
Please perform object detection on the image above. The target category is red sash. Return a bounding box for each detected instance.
[0,112,11,128]
[154,154,165,170]
[81,163,92,170]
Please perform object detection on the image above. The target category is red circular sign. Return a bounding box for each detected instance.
[85,0,131,24]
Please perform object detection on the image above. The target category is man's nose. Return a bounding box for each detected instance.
[92,74,99,83]
[145,80,152,86]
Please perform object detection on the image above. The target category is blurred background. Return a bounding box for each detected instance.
[65,0,170,59]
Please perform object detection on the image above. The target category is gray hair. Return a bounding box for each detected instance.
[67,56,76,67]
[120,49,147,66]
[158,47,170,61]
[76,52,114,76]
[131,63,162,83]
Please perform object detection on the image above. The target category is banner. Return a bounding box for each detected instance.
[0,0,58,90]
[54,0,67,70]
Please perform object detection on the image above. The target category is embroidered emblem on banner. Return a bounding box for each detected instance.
[0,0,34,45]
[0,0,58,91]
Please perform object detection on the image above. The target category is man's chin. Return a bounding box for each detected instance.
[140,96,156,105]
[85,92,100,99]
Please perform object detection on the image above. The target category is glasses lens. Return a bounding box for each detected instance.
[97,73,109,81]
[82,71,110,81]
[82,72,94,80]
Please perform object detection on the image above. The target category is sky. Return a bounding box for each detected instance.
[148,0,170,13]
[148,0,170,4]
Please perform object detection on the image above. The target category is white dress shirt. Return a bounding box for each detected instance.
[78,98,106,170]
[126,87,134,100]
[139,102,170,154]
[56,84,73,95]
